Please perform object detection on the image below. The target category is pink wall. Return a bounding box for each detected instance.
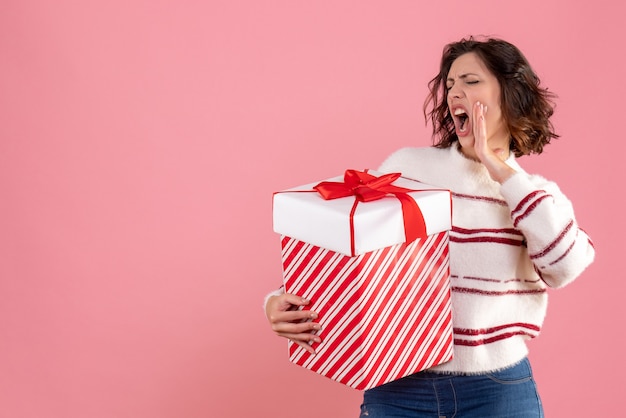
[1,1,622,417]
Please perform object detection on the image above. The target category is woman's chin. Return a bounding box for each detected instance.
[457,135,474,149]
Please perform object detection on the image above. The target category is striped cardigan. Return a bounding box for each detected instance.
[378,145,595,373]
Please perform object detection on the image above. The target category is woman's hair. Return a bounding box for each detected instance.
[423,37,559,156]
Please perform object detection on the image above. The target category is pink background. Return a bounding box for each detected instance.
[1,1,623,417]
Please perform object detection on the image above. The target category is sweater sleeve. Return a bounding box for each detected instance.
[499,172,595,288]
[263,286,285,310]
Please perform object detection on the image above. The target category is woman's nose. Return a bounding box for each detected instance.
[448,83,463,98]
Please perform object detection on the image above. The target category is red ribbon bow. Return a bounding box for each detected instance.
[314,170,426,256]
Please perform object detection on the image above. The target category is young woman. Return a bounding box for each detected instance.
[265,37,595,417]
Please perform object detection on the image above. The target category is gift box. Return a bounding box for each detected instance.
[273,170,453,390]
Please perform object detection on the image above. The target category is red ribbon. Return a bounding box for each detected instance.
[314,170,427,256]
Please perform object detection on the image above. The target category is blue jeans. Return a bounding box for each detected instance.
[360,358,543,417]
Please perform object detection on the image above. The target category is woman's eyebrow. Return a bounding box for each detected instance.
[448,73,480,82]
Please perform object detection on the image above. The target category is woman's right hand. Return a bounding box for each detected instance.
[265,293,322,354]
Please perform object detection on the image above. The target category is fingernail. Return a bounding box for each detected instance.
[302,298,309,304]
[310,312,318,319]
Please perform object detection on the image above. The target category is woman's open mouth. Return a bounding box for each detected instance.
[453,107,470,135]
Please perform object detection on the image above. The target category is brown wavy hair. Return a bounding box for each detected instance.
[423,37,559,156]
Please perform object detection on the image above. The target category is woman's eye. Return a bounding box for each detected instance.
[466,80,479,85]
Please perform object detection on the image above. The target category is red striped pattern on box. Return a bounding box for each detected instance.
[281,232,453,390]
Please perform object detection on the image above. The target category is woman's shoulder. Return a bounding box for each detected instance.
[378,146,446,173]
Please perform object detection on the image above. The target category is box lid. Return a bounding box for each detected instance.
[273,170,451,256]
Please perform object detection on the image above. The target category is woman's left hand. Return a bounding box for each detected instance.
[472,101,516,184]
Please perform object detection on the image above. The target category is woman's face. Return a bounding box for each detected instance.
[446,52,510,160]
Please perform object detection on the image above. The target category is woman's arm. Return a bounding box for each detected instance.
[500,173,595,288]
